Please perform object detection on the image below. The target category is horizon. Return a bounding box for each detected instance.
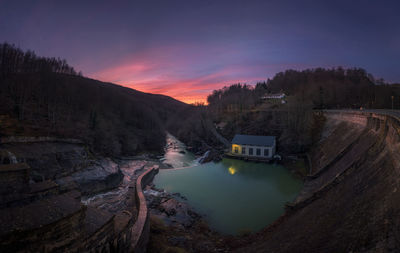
[1,0,399,104]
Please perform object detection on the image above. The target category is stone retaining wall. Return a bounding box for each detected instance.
[0,136,83,144]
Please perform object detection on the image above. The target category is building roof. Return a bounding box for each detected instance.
[232,134,275,147]
[261,93,285,99]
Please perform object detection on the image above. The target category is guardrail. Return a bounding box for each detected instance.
[323,109,400,125]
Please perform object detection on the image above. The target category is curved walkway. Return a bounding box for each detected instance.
[130,166,159,253]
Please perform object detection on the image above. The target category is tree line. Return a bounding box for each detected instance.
[207,67,400,112]
[0,42,78,77]
[266,67,400,109]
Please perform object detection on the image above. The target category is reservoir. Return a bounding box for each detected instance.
[154,135,303,235]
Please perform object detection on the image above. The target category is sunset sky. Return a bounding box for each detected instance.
[1,0,399,103]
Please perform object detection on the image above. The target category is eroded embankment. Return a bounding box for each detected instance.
[235,111,400,252]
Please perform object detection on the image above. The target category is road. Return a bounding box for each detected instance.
[324,109,400,121]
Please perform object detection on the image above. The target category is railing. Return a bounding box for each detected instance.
[324,109,400,125]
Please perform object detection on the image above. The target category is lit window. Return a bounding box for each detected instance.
[234,146,239,153]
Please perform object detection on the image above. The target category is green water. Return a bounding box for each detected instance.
[155,137,303,235]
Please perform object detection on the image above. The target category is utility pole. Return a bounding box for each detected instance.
[319,86,324,110]
[391,96,394,110]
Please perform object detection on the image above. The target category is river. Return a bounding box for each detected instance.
[154,134,303,235]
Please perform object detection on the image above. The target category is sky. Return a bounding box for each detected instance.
[0,0,399,103]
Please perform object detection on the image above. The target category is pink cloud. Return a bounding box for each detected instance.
[86,43,311,104]
[121,68,266,104]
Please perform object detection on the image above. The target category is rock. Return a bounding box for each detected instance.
[162,163,173,169]
[55,176,79,193]
[199,149,222,164]
[195,241,214,252]
[70,158,123,196]
[31,170,45,182]
[213,155,222,162]
[165,207,176,216]
[1,142,92,181]
[151,195,201,228]
[198,150,210,164]
[172,192,187,201]
[187,209,200,219]
[168,236,187,247]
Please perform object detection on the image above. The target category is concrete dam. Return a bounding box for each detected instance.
[236,110,400,252]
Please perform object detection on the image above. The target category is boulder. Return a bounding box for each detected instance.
[199,149,222,164]
[70,158,123,196]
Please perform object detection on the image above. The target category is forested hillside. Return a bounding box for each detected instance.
[207,68,400,112]
[266,68,400,109]
[0,43,189,156]
[204,68,400,153]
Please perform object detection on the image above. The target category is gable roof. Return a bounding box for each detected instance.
[232,134,275,147]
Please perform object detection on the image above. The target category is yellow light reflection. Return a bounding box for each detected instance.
[228,167,236,175]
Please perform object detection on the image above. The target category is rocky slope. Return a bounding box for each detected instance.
[0,139,155,252]
[1,141,123,195]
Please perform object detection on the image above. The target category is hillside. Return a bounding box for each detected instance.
[0,43,190,156]
[266,68,400,109]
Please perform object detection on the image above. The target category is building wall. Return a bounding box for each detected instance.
[231,144,275,158]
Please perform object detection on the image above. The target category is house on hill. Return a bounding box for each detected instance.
[230,134,276,159]
[261,93,286,104]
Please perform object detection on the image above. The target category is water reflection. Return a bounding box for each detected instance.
[155,157,303,234]
[228,166,236,175]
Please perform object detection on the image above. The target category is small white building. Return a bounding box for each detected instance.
[261,93,286,104]
[230,134,276,159]
[261,93,285,99]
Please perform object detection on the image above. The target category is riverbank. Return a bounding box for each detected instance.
[144,183,228,252]
[142,134,228,252]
